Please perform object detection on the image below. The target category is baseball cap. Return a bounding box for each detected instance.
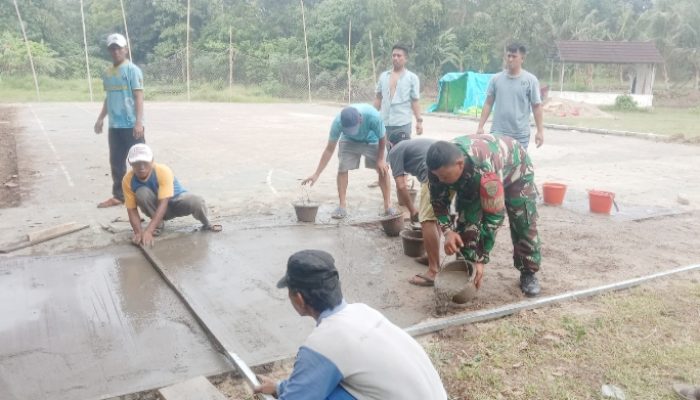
[340,107,361,137]
[127,144,153,164]
[277,250,339,289]
[106,33,127,48]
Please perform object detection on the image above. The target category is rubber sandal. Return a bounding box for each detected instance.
[331,207,347,219]
[409,273,435,287]
[97,197,122,208]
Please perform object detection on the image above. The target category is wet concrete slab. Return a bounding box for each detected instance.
[0,246,228,400]
[149,224,434,366]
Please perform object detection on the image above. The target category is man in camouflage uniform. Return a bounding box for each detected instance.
[426,134,541,296]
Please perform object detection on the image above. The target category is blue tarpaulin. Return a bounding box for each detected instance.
[427,71,495,114]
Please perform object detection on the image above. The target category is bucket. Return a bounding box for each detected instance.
[398,189,418,207]
[542,182,567,205]
[399,229,424,257]
[379,213,404,237]
[292,202,320,222]
[588,190,614,214]
[434,260,476,314]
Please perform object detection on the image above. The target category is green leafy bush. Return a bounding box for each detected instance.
[614,95,639,111]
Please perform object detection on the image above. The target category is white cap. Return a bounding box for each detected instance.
[127,144,153,164]
[106,33,127,48]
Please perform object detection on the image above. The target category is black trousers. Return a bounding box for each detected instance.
[108,127,145,201]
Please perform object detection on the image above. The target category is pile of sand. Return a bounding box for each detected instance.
[542,98,612,118]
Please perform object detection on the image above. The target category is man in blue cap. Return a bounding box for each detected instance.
[302,104,395,219]
[255,250,447,399]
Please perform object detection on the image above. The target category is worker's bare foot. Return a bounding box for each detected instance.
[97,197,122,208]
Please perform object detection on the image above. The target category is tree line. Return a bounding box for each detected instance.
[2,0,699,92]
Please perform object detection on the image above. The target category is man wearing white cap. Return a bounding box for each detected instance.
[94,33,146,209]
[122,144,221,246]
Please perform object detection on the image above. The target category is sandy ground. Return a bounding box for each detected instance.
[1,102,699,399]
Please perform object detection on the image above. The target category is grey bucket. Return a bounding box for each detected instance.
[400,229,424,257]
[435,260,476,308]
[380,213,404,237]
[293,202,320,222]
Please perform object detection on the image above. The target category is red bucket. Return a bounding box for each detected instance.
[589,190,615,214]
[542,182,567,205]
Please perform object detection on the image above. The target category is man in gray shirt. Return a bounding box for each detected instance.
[388,138,442,287]
[477,43,544,149]
[374,44,423,146]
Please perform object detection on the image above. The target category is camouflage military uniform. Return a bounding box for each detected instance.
[429,134,541,272]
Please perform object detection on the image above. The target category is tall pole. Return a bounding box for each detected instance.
[229,26,233,92]
[79,0,93,101]
[347,20,352,104]
[300,0,312,102]
[560,62,565,93]
[186,0,191,101]
[119,0,132,60]
[369,29,377,82]
[12,0,40,100]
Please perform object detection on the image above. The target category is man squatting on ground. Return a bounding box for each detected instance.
[302,104,395,219]
[426,135,542,297]
[373,44,423,145]
[255,250,447,399]
[94,33,145,208]
[387,138,445,287]
[477,43,544,150]
[122,144,221,247]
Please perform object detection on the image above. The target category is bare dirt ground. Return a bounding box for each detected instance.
[1,102,699,399]
[0,107,20,208]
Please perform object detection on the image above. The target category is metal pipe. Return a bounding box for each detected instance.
[406,263,700,337]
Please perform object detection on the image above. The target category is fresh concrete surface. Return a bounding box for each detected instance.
[0,246,228,400]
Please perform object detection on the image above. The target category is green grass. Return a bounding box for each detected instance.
[426,281,700,399]
[0,76,295,103]
[546,106,700,137]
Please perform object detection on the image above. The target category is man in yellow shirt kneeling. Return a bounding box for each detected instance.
[122,144,222,246]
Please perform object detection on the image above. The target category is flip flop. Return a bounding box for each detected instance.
[331,207,347,219]
[202,224,223,232]
[409,273,435,287]
[97,197,122,208]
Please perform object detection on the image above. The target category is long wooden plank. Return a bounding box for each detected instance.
[0,224,89,253]
[27,222,81,242]
[158,376,228,400]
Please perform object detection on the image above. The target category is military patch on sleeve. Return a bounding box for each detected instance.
[480,172,505,213]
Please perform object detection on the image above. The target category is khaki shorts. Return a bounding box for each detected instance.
[338,141,383,172]
[418,183,456,223]
[418,183,437,222]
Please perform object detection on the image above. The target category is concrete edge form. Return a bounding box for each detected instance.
[138,245,275,400]
[405,263,700,337]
